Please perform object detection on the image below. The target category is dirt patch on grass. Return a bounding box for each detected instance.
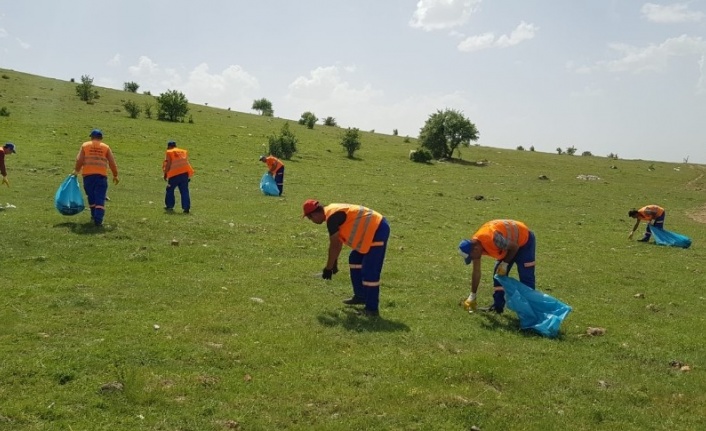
[687,204,706,224]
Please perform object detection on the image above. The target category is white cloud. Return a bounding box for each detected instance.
[108,54,121,67]
[458,21,538,52]
[410,0,481,31]
[698,54,706,94]
[124,57,260,110]
[16,37,29,49]
[600,35,706,73]
[495,21,539,48]
[284,65,476,137]
[641,3,705,23]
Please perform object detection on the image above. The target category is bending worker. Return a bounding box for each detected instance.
[458,219,536,314]
[163,140,194,213]
[302,199,390,317]
[1,142,16,187]
[259,155,284,195]
[628,205,665,242]
[73,129,119,227]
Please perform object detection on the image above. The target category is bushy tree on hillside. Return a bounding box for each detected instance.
[252,98,274,117]
[267,122,298,160]
[418,109,478,159]
[75,75,100,102]
[340,128,361,158]
[298,111,318,129]
[156,90,189,122]
[323,116,337,126]
[124,81,140,93]
[566,145,577,155]
[123,100,141,119]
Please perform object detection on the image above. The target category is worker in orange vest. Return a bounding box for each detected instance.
[163,140,194,213]
[302,199,390,317]
[259,155,284,195]
[73,129,119,226]
[628,205,665,242]
[458,219,536,314]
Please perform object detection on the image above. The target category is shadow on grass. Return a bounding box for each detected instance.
[439,158,488,167]
[317,309,410,333]
[478,312,559,339]
[54,222,114,235]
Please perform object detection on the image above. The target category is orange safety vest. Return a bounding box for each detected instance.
[637,205,664,221]
[80,141,111,176]
[324,204,384,253]
[472,219,530,260]
[265,156,284,174]
[163,148,194,179]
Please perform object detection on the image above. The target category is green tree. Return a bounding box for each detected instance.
[252,98,274,116]
[566,145,577,155]
[156,90,189,122]
[267,122,298,160]
[418,109,479,159]
[123,100,141,119]
[123,81,139,93]
[144,103,153,119]
[75,75,100,102]
[298,111,318,129]
[340,127,361,158]
[323,116,337,126]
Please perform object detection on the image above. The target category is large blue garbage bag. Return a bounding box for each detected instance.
[260,173,280,196]
[494,275,572,338]
[55,175,86,215]
[650,226,691,249]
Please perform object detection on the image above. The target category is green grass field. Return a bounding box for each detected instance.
[1,68,705,430]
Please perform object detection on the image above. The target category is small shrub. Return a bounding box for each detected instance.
[268,122,298,160]
[516,145,525,151]
[403,136,411,143]
[123,81,139,93]
[556,147,563,155]
[393,129,398,136]
[608,152,619,160]
[188,115,194,124]
[410,148,433,163]
[582,151,593,156]
[0,107,10,117]
[529,146,535,151]
[566,146,577,155]
[341,128,362,158]
[298,111,317,129]
[323,116,337,126]
[123,100,141,119]
[1,74,9,79]
[70,78,75,83]
[143,90,152,96]
[144,103,153,119]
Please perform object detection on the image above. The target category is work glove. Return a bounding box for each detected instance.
[463,293,477,312]
[322,268,333,280]
[496,261,509,276]
[332,261,339,274]
[1,176,8,187]
[113,176,120,185]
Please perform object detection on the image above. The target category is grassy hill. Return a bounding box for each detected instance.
[1,68,705,430]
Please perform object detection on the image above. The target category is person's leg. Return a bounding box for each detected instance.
[492,261,506,312]
[175,173,190,212]
[514,231,536,289]
[275,167,284,196]
[83,175,97,220]
[91,176,108,225]
[165,176,177,210]
[346,250,365,304]
[360,219,390,313]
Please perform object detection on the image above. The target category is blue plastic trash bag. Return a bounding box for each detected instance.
[55,175,85,215]
[650,226,691,249]
[260,173,280,196]
[494,275,572,338]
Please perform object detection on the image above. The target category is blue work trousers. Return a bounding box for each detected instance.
[165,173,190,211]
[348,218,390,312]
[83,174,108,225]
[493,231,536,308]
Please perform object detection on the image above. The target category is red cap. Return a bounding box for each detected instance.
[302,199,320,217]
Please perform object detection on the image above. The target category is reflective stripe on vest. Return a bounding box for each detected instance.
[324,204,383,253]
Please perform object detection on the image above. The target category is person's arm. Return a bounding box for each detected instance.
[628,219,641,239]
[73,148,85,174]
[163,153,171,180]
[326,234,343,270]
[106,149,119,184]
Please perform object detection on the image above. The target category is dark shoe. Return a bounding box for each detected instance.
[637,237,649,242]
[342,296,365,305]
[164,207,174,212]
[183,209,190,214]
[358,309,380,317]
[480,304,504,314]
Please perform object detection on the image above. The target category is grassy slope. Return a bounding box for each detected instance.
[1,68,705,430]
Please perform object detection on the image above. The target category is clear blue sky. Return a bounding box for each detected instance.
[2,0,705,163]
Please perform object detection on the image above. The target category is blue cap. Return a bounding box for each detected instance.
[167,141,177,148]
[3,142,16,153]
[458,239,473,265]
[89,129,103,138]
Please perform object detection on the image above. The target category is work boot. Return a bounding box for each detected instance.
[342,296,365,305]
[638,237,650,242]
[480,304,504,314]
